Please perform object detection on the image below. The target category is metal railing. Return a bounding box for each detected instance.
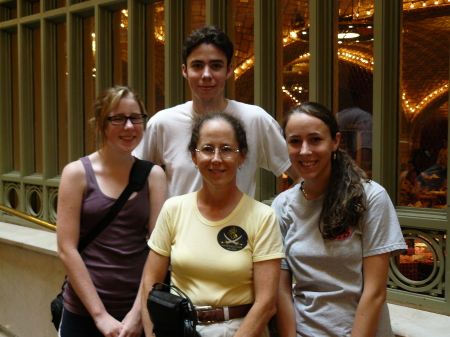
[0,204,56,231]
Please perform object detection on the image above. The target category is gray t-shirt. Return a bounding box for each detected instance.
[272,181,406,337]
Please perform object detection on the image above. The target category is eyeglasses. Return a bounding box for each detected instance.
[107,114,148,126]
[195,145,240,159]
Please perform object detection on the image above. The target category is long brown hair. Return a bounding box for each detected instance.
[283,102,369,240]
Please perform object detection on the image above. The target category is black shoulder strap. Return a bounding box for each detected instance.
[129,159,154,192]
[77,159,154,253]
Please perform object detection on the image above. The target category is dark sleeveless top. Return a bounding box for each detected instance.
[64,156,150,317]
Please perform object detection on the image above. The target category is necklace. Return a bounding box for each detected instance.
[300,181,308,200]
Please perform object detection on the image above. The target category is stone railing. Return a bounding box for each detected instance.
[0,222,64,337]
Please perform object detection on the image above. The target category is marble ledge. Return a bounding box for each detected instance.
[388,303,450,337]
[0,222,57,257]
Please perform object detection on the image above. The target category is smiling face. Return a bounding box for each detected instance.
[285,112,341,187]
[182,43,233,107]
[103,97,144,154]
[191,119,245,191]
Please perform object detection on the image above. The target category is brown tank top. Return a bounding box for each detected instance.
[63,156,150,317]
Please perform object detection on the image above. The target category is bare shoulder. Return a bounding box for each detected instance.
[148,164,168,200]
[149,164,166,182]
[60,160,87,191]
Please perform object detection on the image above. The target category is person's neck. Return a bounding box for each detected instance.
[301,178,329,201]
[192,97,229,115]
[97,147,135,169]
[197,184,243,221]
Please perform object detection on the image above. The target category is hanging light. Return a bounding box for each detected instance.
[338,25,360,39]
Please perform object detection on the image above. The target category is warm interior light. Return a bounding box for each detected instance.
[338,32,360,39]
[338,25,360,39]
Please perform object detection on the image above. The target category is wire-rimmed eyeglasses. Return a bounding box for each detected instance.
[107,114,148,126]
[195,145,240,159]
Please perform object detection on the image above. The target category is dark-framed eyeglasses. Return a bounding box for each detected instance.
[195,145,240,159]
[107,114,148,126]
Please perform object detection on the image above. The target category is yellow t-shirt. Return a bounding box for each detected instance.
[149,192,285,307]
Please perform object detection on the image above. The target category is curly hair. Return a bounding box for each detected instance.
[92,86,146,147]
[188,112,248,156]
[182,25,234,67]
[282,102,369,240]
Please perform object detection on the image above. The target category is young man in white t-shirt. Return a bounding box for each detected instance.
[135,25,300,198]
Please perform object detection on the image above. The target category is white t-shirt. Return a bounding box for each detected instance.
[272,181,407,337]
[149,192,285,307]
[134,100,291,197]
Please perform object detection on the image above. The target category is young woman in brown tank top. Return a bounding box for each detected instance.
[57,86,167,337]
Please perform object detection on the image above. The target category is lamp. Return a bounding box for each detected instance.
[338,25,360,39]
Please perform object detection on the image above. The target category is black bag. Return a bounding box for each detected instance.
[50,288,64,330]
[147,283,200,337]
[50,159,154,331]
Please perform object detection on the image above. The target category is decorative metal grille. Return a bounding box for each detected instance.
[388,228,446,298]
[48,188,58,224]
[25,184,44,218]
[3,182,20,210]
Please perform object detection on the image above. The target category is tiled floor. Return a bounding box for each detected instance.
[389,303,450,337]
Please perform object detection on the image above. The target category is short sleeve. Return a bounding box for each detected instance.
[271,193,291,270]
[148,202,172,257]
[252,208,285,262]
[361,184,407,258]
[261,118,291,177]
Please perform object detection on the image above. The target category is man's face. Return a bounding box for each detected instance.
[182,43,233,105]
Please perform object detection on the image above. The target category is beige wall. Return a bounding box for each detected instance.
[0,223,65,337]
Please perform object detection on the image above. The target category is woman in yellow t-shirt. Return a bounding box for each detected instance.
[141,112,285,337]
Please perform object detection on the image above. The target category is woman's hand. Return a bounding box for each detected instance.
[119,310,143,337]
[94,312,123,337]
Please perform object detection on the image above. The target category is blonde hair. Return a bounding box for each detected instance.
[92,86,146,147]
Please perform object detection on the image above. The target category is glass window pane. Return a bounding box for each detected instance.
[233,0,254,105]
[281,0,310,190]
[113,9,128,86]
[398,3,449,209]
[30,0,40,15]
[33,27,43,174]
[57,0,66,9]
[11,6,17,19]
[147,1,165,115]
[12,32,20,171]
[57,22,68,174]
[281,0,310,113]
[183,0,205,103]
[188,0,205,32]
[337,0,374,179]
[84,16,96,155]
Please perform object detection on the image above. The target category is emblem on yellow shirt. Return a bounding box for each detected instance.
[217,226,248,251]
